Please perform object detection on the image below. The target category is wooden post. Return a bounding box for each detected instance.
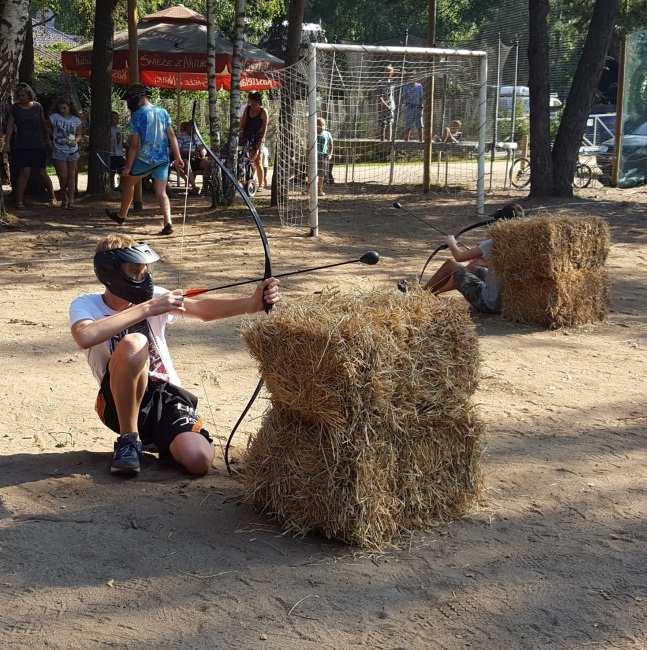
[612,34,626,187]
[422,0,436,192]
[127,0,139,83]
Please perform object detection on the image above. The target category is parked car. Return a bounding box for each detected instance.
[597,120,647,186]
[499,86,562,114]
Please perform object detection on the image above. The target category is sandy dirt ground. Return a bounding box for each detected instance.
[0,182,646,649]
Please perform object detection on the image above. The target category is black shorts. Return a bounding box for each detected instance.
[95,370,213,457]
[11,148,47,170]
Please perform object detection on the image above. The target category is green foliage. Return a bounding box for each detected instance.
[305,0,490,45]
[624,30,647,120]
[39,0,286,44]
[32,43,88,102]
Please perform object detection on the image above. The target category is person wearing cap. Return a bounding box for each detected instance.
[69,233,280,476]
[106,84,184,235]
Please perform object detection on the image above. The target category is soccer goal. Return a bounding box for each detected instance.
[268,43,488,235]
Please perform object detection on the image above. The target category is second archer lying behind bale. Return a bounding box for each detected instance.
[424,235,501,314]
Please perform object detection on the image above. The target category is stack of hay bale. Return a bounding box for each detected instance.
[490,214,610,328]
[241,289,483,550]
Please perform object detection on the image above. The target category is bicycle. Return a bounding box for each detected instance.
[237,143,258,198]
[509,157,592,189]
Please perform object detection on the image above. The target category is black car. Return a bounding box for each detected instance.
[598,121,647,187]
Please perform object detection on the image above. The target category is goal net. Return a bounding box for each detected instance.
[266,43,488,234]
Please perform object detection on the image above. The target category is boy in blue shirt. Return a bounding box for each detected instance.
[107,84,184,235]
[316,117,334,196]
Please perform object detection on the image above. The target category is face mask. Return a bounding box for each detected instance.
[94,244,160,303]
[107,270,154,304]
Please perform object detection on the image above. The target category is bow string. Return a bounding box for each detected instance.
[189,101,273,475]
[418,204,524,284]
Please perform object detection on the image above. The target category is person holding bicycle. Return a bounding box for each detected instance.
[239,92,268,190]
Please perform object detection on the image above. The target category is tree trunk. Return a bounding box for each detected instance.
[18,15,33,87]
[271,0,305,207]
[87,0,118,196]
[0,0,30,102]
[285,0,305,66]
[206,0,223,206]
[127,0,139,83]
[528,0,553,197]
[551,0,620,196]
[224,0,246,205]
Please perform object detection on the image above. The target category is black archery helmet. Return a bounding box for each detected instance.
[94,242,160,304]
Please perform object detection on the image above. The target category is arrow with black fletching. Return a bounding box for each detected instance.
[183,251,380,298]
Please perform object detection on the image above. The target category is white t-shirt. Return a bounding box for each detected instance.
[110,125,124,156]
[50,113,81,157]
[478,239,502,312]
[69,286,181,387]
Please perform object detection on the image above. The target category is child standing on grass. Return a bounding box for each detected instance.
[50,97,82,209]
[316,117,333,196]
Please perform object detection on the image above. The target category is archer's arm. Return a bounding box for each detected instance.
[445,236,483,263]
[183,278,280,322]
[71,291,186,349]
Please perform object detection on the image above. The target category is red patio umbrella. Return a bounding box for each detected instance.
[61,5,283,91]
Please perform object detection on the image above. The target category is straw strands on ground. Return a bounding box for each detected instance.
[241,288,483,550]
[490,215,610,328]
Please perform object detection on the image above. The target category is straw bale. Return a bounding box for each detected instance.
[242,289,480,428]
[241,289,483,549]
[489,215,610,328]
[490,214,610,278]
[501,268,609,328]
[244,407,483,549]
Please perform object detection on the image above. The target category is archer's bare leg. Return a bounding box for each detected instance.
[169,432,214,476]
[108,333,149,435]
[431,275,459,294]
[424,259,461,290]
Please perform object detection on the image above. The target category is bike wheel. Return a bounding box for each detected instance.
[510,158,531,189]
[245,178,258,197]
[573,163,592,189]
